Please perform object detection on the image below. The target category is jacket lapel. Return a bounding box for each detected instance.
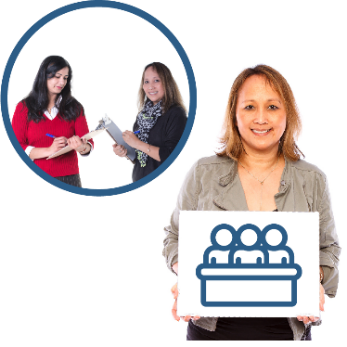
[213,160,249,211]
[275,158,295,212]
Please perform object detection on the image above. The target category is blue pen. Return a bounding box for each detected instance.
[46,133,56,138]
[134,130,140,134]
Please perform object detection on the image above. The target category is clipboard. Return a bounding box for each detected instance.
[96,115,136,162]
[47,128,106,160]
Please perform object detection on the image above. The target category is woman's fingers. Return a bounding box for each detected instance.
[172,299,180,321]
[54,139,65,146]
[297,284,325,324]
[297,315,319,324]
[113,144,127,157]
[54,138,66,145]
[66,136,84,150]
[54,136,68,146]
[303,316,310,324]
[170,283,199,322]
[308,315,319,322]
[171,283,178,299]
[182,315,191,322]
[181,315,200,322]
[112,144,118,152]
[319,284,325,311]
[52,138,66,150]
[122,132,129,143]
[117,145,126,155]
[171,284,180,321]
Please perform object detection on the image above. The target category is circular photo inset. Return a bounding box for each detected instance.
[1,1,196,196]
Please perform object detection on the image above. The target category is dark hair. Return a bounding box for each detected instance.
[22,56,83,123]
[218,64,304,161]
[138,62,186,114]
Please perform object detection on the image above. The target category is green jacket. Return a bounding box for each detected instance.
[163,155,340,341]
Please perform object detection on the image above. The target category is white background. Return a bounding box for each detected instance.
[178,212,319,317]
[0,0,346,345]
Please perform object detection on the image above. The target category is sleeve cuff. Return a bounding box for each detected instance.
[79,141,93,157]
[320,252,338,298]
[169,253,178,275]
[25,146,35,160]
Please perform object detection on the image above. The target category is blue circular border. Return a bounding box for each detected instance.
[1,0,196,196]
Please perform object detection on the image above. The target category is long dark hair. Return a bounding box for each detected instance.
[23,56,83,123]
[138,62,186,114]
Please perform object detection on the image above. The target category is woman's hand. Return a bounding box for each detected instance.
[297,283,325,324]
[122,131,140,148]
[67,135,86,152]
[122,130,161,161]
[49,136,67,154]
[113,144,127,157]
[171,283,200,322]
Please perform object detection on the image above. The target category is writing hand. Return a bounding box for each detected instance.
[122,130,140,148]
[50,136,67,153]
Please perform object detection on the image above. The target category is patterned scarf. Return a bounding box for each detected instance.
[135,99,162,167]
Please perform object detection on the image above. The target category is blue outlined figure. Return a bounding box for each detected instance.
[228,224,269,265]
[263,224,293,264]
[196,223,302,307]
[204,224,237,265]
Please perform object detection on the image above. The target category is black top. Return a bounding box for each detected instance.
[132,104,187,182]
[187,317,294,340]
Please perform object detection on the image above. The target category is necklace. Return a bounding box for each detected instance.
[238,156,280,210]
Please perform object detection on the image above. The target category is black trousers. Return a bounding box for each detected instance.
[55,174,82,187]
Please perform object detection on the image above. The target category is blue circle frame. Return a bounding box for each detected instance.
[1,0,196,196]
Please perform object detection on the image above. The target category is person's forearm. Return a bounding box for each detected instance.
[172,262,178,275]
[29,147,53,160]
[135,141,161,161]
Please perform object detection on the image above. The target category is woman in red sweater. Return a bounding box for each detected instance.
[12,56,94,187]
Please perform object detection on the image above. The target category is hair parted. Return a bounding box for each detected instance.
[218,64,304,161]
[138,62,186,114]
[22,55,83,123]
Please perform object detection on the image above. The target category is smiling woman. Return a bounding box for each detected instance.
[163,65,340,341]
[113,62,187,182]
[11,56,94,187]
[236,75,287,154]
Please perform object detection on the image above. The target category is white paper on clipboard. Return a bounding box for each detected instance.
[47,128,106,160]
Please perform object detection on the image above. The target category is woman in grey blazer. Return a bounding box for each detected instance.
[163,65,340,341]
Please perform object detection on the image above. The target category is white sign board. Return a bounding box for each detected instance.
[178,211,319,317]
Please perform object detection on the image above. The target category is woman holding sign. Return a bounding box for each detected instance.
[163,65,340,340]
[12,56,94,187]
[113,62,187,182]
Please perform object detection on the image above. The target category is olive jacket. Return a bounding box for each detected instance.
[163,155,341,341]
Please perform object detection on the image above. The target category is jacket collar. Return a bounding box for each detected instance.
[213,156,292,211]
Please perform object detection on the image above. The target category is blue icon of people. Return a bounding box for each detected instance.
[196,223,302,307]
